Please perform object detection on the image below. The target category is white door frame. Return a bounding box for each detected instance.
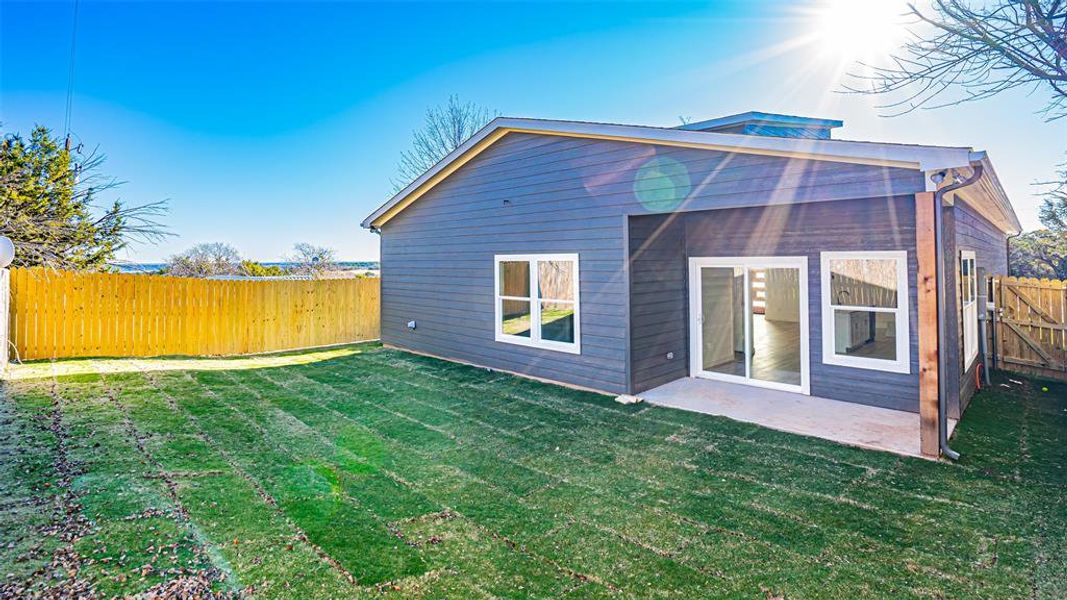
[688,256,810,395]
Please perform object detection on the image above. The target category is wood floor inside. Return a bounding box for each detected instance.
[704,313,897,388]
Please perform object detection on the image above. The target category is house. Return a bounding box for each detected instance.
[362,112,1020,458]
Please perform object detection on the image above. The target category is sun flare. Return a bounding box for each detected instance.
[811,0,909,64]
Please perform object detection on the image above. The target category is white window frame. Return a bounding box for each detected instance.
[688,256,811,395]
[494,253,581,354]
[820,251,911,374]
[960,250,979,368]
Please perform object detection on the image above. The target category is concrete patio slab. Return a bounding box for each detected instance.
[640,377,957,459]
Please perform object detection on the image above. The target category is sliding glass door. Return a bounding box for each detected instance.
[689,257,809,394]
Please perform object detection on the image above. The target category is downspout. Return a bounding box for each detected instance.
[932,164,983,461]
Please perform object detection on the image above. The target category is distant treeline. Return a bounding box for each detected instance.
[112,261,380,274]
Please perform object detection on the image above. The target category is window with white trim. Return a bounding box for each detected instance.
[820,251,910,374]
[494,254,580,354]
[960,251,978,367]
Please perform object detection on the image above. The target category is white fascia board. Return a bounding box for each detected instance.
[922,151,1022,235]
[361,117,505,229]
[499,118,976,171]
[973,153,1021,233]
[362,117,979,229]
[959,153,1023,235]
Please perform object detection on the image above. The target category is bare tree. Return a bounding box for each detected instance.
[851,1,1067,121]
[393,95,496,191]
[165,242,243,278]
[285,243,337,278]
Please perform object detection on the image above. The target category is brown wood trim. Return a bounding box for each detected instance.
[915,192,940,457]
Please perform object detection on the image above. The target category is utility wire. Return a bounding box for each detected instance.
[63,0,80,148]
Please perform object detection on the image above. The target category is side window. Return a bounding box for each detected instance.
[495,254,580,354]
[820,251,910,373]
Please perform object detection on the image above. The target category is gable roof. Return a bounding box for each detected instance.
[363,117,1020,234]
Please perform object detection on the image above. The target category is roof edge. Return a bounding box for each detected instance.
[952,152,1023,235]
[362,117,980,230]
[678,111,844,132]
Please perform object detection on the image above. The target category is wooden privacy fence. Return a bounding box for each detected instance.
[991,276,1067,379]
[7,267,380,360]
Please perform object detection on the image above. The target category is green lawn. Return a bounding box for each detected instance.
[1,343,1063,598]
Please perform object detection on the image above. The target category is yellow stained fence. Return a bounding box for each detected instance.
[991,276,1067,379]
[7,268,380,360]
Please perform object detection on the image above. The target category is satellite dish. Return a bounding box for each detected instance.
[0,237,13,269]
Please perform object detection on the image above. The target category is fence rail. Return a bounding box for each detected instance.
[7,267,380,360]
[991,276,1067,380]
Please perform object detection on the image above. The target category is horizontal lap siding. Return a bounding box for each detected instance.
[630,197,923,412]
[381,132,924,395]
[381,133,635,393]
[944,199,1010,417]
[629,214,689,392]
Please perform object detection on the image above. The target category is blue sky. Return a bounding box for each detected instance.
[3,1,1064,262]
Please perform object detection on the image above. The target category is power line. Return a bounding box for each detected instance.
[63,0,80,149]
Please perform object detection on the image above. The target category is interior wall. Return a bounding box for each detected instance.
[764,269,801,322]
[700,269,738,369]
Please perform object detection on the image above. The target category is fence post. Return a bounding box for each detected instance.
[0,268,9,376]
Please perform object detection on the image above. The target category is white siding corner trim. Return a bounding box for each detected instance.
[493,253,581,355]
[820,251,911,374]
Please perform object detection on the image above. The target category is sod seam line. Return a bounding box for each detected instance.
[129,362,362,589]
[197,369,450,547]
[250,364,903,547]
[207,369,614,595]
[327,363,892,515]
[299,353,1003,587]
[7,350,1052,597]
[0,376,73,596]
[265,363,846,569]
[162,351,1014,589]
[294,362,894,530]
[239,368,615,588]
[254,367,589,483]
[250,362,789,585]
[91,363,236,592]
[362,351,891,473]
[238,367,653,590]
[28,361,95,596]
[364,351,1032,517]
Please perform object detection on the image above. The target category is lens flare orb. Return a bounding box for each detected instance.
[633,156,691,212]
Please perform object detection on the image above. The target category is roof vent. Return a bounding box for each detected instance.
[678,111,843,140]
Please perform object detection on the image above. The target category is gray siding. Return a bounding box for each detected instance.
[943,197,1009,418]
[630,197,921,412]
[380,132,925,396]
[629,214,689,392]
